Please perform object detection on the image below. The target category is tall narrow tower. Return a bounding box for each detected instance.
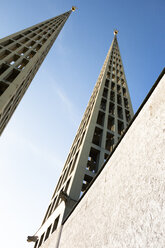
[32,30,134,248]
[0,8,74,135]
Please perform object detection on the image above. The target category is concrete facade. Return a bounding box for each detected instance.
[39,70,165,247]
[57,71,165,248]
[35,33,134,248]
[0,10,71,135]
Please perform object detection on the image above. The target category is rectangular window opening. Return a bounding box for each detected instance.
[44,225,52,241]
[5,69,20,83]
[0,63,9,75]
[117,106,123,119]
[92,127,103,146]
[105,132,114,152]
[81,174,93,192]
[102,88,108,98]
[117,94,122,105]
[109,102,115,115]
[111,82,115,91]
[38,233,45,248]
[17,59,29,70]
[96,111,105,126]
[100,98,107,111]
[110,91,115,102]
[107,71,110,79]
[123,87,127,97]
[125,109,131,122]
[0,39,14,47]
[105,79,109,88]
[0,81,9,96]
[52,216,60,233]
[8,43,21,51]
[124,98,129,108]
[104,153,109,163]
[86,147,100,173]
[0,50,11,60]
[118,120,124,135]
[107,116,115,131]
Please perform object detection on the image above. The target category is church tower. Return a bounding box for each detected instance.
[0,8,74,135]
[31,30,134,248]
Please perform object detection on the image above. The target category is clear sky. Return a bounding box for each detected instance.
[0,1,164,248]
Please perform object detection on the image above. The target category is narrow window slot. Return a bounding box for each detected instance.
[92,127,103,146]
[117,106,123,119]
[109,102,115,115]
[105,132,114,152]
[5,69,20,82]
[100,98,107,111]
[97,111,105,126]
[81,174,93,192]
[86,147,100,173]
[107,116,115,131]
[118,120,124,135]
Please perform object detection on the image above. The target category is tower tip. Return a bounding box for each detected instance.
[71,6,77,12]
[114,29,119,35]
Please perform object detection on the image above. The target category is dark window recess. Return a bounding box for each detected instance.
[118,120,124,135]
[109,102,115,115]
[117,106,123,119]
[107,116,115,131]
[0,63,9,75]
[44,225,52,241]
[0,39,14,47]
[112,74,115,79]
[52,216,60,233]
[13,34,23,40]
[17,47,28,56]
[34,44,42,51]
[100,98,107,111]
[117,76,120,83]
[92,127,103,146]
[20,37,29,44]
[6,55,20,65]
[117,85,121,94]
[107,71,110,79]
[38,233,45,248]
[26,51,36,59]
[81,174,93,192]
[0,81,9,96]
[124,98,129,108]
[5,69,20,82]
[105,79,109,88]
[117,94,122,105]
[42,204,51,223]
[34,240,38,248]
[102,88,108,98]
[9,43,21,51]
[108,65,111,71]
[123,87,127,97]
[0,50,11,60]
[23,30,31,35]
[97,111,105,126]
[125,110,131,122]
[17,59,29,70]
[111,82,115,91]
[110,91,115,102]
[27,40,35,48]
[42,38,47,44]
[121,79,125,86]
[105,133,114,152]
[86,147,100,173]
[28,33,36,38]
[104,153,109,163]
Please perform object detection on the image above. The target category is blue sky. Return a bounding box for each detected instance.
[0,1,164,248]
